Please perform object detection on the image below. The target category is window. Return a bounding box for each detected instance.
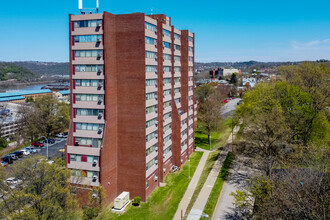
[146,180,149,189]
[163,66,171,73]
[146,131,157,142]
[146,92,156,100]
[163,89,171,97]
[174,44,181,51]
[189,56,193,62]
[189,67,194,71]
[164,146,171,155]
[70,154,81,162]
[174,88,180,94]
[146,118,157,128]
[146,79,157,86]
[87,171,98,178]
[163,54,171,60]
[76,109,103,116]
[87,156,98,163]
[174,56,180,61]
[76,94,103,102]
[164,134,171,143]
[146,51,157,59]
[146,157,157,170]
[146,105,157,114]
[74,35,102,43]
[146,65,157,72]
[163,112,171,121]
[175,98,180,104]
[75,65,103,72]
[75,79,103,87]
[71,169,82,177]
[163,29,170,37]
[145,22,156,31]
[174,77,181,83]
[145,37,156,45]
[189,46,193,52]
[164,123,171,131]
[189,76,193,81]
[163,42,170,48]
[174,67,181,73]
[163,78,171,84]
[174,33,180,40]
[76,123,104,131]
[75,137,102,148]
[164,101,171,108]
[75,50,103,58]
[189,86,193,91]
[189,95,193,101]
[74,20,102,28]
[189,36,193,42]
[146,144,156,156]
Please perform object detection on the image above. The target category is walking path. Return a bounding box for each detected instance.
[173,148,209,220]
[187,126,240,220]
[212,156,261,219]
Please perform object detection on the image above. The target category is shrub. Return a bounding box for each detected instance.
[83,207,100,220]
[132,196,141,206]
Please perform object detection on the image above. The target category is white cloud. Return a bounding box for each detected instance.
[291,38,330,50]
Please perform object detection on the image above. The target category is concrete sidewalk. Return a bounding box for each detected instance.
[173,148,209,220]
[187,126,240,220]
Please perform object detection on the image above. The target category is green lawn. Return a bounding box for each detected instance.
[201,152,235,219]
[98,151,204,220]
[195,126,231,151]
[184,149,222,218]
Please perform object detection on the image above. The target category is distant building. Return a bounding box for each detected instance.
[0,102,24,139]
[0,89,53,103]
[210,67,241,78]
[55,90,70,102]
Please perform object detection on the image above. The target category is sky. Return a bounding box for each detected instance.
[0,0,329,62]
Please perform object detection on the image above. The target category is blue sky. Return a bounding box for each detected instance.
[0,0,329,62]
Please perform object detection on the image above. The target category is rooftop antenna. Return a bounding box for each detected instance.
[78,0,99,14]
[151,8,153,15]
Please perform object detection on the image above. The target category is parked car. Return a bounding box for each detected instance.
[222,100,228,103]
[31,141,44,147]
[1,156,13,164]
[1,161,8,167]
[20,149,31,156]
[8,153,18,160]
[43,138,55,144]
[13,151,24,158]
[25,147,38,153]
[5,177,22,185]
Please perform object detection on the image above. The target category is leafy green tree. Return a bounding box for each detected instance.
[0,157,78,219]
[0,137,7,149]
[229,73,238,86]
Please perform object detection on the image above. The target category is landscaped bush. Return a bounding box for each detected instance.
[133,196,141,206]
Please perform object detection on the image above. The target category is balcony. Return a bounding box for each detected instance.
[146,85,158,93]
[188,51,193,57]
[145,43,157,52]
[146,98,158,107]
[146,124,158,135]
[73,115,105,124]
[72,27,103,36]
[174,92,181,99]
[146,163,158,179]
[146,111,158,122]
[146,137,158,149]
[188,90,194,96]
[163,106,171,114]
[73,101,105,109]
[163,139,172,148]
[189,41,194,47]
[181,112,187,120]
[146,58,158,66]
[174,50,181,56]
[163,72,171,78]
[188,109,194,116]
[146,71,158,80]
[163,117,172,126]
[73,86,105,95]
[163,151,172,163]
[188,81,193,87]
[181,123,187,131]
[72,57,104,65]
[188,71,193,76]
[72,42,104,50]
[163,128,172,138]
[70,176,99,187]
[163,35,171,43]
[189,61,194,67]
[174,61,181,67]
[163,47,171,54]
[73,130,103,139]
[188,100,194,106]
[163,95,171,102]
[67,161,100,172]
[189,118,194,126]
[72,71,104,80]
[163,60,171,66]
[174,72,181,78]
[67,145,101,156]
[145,29,157,39]
[174,82,181,88]
[174,38,180,45]
[176,102,181,109]
[146,150,157,165]
[163,83,171,90]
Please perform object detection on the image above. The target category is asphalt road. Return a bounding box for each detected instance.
[221,98,242,119]
[36,138,67,159]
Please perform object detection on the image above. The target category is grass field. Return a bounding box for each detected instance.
[201,152,235,219]
[98,151,204,220]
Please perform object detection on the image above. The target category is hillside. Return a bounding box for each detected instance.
[12,61,69,75]
[0,62,37,82]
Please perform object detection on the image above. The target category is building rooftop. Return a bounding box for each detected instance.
[0,96,25,102]
[0,89,52,98]
[59,90,70,95]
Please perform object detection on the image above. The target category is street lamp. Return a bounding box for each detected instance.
[41,136,49,159]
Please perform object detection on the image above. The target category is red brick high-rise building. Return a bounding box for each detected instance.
[66,11,196,204]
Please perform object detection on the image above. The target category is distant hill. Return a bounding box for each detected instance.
[0,62,37,82]
[195,60,330,72]
[12,61,69,75]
